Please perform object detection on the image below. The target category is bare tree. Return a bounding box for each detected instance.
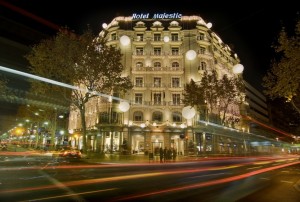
[25,28,133,153]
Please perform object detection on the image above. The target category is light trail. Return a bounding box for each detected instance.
[1,157,299,194]
[0,0,61,31]
[19,188,118,202]
[0,65,125,102]
[115,161,300,201]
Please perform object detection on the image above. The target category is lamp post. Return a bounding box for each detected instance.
[119,101,130,154]
[182,106,196,156]
[242,127,247,156]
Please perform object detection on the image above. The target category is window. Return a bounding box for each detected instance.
[154,77,161,87]
[136,47,143,55]
[154,62,161,68]
[99,112,109,123]
[171,47,179,55]
[172,94,181,105]
[136,62,143,68]
[172,62,179,68]
[172,111,182,122]
[153,93,161,105]
[135,93,143,104]
[133,111,143,121]
[136,34,143,41]
[172,78,180,88]
[135,77,143,87]
[199,62,206,71]
[111,33,117,40]
[199,47,206,54]
[152,111,163,122]
[154,34,161,41]
[153,47,161,55]
[198,33,204,40]
[171,33,179,41]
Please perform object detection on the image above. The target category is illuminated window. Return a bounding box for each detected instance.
[135,93,143,104]
[172,94,181,105]
[198,33,205,40]
[136,62,143,68]
[154,47,161,55]
[133,111,143,121]
[199,62,206,71]
[136,47,144,55]
[152,111,163,122]
[154,77,161,87]
[136,34,144,41]
[172,78,180,87]
[153,93,161,105]
[135,77,143,87]
[154,34,161,41]
[172,111,182,122]
[171,33,179,41]
[172,62,179,68]
[171,47,179,55]
[111,33,117,40]
[154,62,161,67]
[199,47,206,54]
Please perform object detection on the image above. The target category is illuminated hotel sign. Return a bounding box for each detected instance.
[132,13,182,20]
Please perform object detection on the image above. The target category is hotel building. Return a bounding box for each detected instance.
[68,14,283,156]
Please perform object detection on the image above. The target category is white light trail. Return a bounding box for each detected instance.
[0,65,125,102]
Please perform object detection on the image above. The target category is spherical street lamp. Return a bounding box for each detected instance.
[233,64,244,74]
[185,50,197,60]
[120,35,130,46]
[163,36,170,42]
[206,22,212,29]
[102,23,108,29]
[182,106,196,119]
[119,101,130,112]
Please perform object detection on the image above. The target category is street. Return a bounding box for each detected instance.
[0,151,300,201]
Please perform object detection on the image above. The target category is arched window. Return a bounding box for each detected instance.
[154,62,161,67]
[136,62,143,68]
[172,62,179,68]
[172,111,182,122]
[133,111,143,121]
[152,111,163,122]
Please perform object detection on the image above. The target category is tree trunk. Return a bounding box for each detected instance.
[51,110,57,150]
[80,106,87,153]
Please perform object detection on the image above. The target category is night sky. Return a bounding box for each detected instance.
[0,0,299,131]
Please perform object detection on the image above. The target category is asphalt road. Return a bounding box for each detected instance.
[0,152,300,202]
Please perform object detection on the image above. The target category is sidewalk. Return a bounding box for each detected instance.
[2,144,298,164]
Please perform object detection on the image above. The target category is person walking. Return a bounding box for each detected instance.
[163,147,168,163]
[159,147,164,163]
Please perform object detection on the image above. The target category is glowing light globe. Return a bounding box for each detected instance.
[163,36,170,42]
[206,22,212,29]
[102,23,108,29]
[233,64,244,74]
[186,50,197,60]
[182,106,196,119]
[119,101,130,112]
[120,35,130,46]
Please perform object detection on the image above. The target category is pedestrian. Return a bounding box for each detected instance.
[172,148,177,161]
[164,147,168,162]
[159,147,163,163]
